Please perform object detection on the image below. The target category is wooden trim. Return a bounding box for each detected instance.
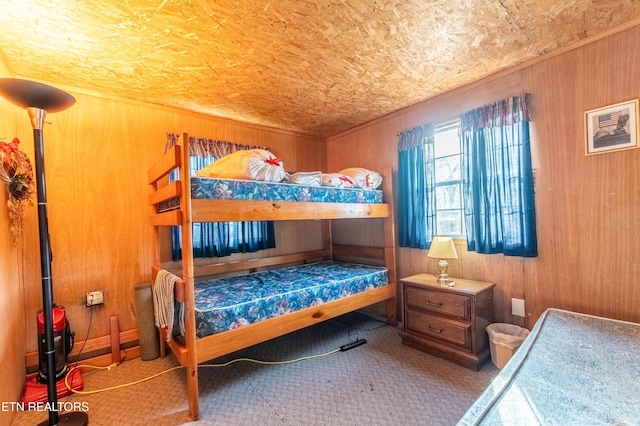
[150,210,182,226]
[332,244,385,260]
[149,181,181,205]
[179,132,200,420]
[110,316,121,364]
[381,167,397,324]
[148,145,181,184]
[191,199,390,222]
[192,250,328,277]
[25,328,139,369]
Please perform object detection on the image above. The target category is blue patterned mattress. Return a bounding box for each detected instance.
[192,177,383,203]
[458,308,640,425]
[192,261,388,338]
[158,178,383,212]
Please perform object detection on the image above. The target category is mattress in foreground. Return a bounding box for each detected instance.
[192,261,388,338]
[458,308,640,425]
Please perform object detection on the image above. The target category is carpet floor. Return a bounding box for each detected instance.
[11,312,497,425]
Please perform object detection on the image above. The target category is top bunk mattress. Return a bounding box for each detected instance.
[191,177,384,204]
[458,308,640,425]
[157,177,384,213]
[192,261,388,338]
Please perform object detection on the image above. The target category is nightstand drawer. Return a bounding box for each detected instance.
[406,286,471,320]
[405,309,471,349]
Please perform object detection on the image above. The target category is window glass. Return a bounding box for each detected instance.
[433,121,464,237]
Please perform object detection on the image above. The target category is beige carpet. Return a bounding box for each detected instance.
[11,312,497,425]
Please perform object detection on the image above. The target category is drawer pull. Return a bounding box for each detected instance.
[426,299,443,307]
[427,324,444,333]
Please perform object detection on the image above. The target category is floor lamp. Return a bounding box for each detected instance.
[0,78,88,426]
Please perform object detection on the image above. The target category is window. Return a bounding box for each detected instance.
[433,121,464,237]
[398,94,536,256]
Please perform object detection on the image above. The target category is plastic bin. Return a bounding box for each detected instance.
[486,323,530,369]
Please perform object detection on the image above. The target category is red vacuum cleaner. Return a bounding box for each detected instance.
[23,306,84,405]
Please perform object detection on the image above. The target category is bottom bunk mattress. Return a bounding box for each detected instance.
[458,308,640,425]
[192,261,388,338]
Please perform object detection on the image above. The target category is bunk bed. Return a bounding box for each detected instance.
[147,133,397,420]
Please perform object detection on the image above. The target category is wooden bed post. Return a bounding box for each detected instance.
[149,160,165,359]
[381,167,397,325]
[324,220,333,260]
[179,132,200,420]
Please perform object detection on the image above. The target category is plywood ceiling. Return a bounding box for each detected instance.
[1,1,639,137]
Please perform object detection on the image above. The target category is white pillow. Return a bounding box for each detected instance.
[321,173,355,188]
[338,167,383,189]
[287,171,322,186]
[196,149,286,182]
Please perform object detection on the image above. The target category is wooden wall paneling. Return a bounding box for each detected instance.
[0,55,27,425]
[16,90,326,360]
[520,26,640,327]
[328,23,640,330]
[572,29,640,324]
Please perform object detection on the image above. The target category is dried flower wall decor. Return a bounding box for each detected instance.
[0,137,35,244]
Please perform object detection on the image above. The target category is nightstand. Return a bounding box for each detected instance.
[399,273,495,371]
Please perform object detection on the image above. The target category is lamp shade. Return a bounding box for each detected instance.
[427,236,458,259]
[0,78,75,112]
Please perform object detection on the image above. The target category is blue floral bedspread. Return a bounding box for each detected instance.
[458,308,640,425]
[191,177,383,204]
[192,261,388,338]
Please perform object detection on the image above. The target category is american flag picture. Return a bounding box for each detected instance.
[585,99,638,155]
[598,110,623,128]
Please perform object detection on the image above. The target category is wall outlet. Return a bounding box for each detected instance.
[86,290,104,307]
[512,298,525,317]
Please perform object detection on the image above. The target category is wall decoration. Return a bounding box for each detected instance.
[0,137,35,243]
[585,99,639,155]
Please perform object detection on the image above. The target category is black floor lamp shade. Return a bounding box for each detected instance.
[0,78,87,426]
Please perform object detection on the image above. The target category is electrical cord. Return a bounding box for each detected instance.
[64,313,379,396]
[64,347,341,396]
[60,304,94,404]
[72,304,93,367]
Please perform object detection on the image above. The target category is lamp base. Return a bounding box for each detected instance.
[436,260,455,287]
[36,411,88,426]
[436,275,455,287]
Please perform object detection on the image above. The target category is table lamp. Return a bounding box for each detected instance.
[427,236,458,287]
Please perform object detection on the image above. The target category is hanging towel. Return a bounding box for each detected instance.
[152,269,182,342]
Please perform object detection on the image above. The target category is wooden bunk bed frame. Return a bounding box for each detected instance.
[148,133,397,420]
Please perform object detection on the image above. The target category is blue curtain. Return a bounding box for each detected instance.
[398,124,436,249]
[171,155,276,260]
[460,94,538,257]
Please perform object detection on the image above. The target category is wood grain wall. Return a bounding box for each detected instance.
[327,23,640,329]
[0,51,26,426]
[7,88,325,361]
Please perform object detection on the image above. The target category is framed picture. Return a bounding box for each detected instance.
[585,99,639,155]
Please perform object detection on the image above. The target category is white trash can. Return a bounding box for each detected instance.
[486,323,530,369]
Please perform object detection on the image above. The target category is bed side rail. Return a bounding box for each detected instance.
[148,144,181,186]
[192,249,328,278]
[149,145,183,226]
[332,244,385,261]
